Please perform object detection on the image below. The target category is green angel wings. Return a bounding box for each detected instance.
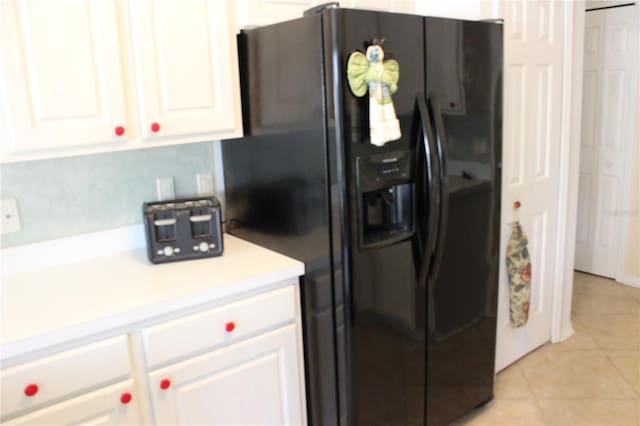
[346,50,400,99]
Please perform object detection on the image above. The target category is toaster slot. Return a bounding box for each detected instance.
[154,212,177,242]
[190,208,213,238]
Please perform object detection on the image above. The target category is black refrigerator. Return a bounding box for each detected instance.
[222,6,502,426]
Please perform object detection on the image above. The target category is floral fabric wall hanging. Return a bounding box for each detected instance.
[506,221,532,327]
[346,41,401,146]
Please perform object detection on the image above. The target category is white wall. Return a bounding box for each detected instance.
[623,93,640,283]
[416,0,498,20]
[586,0,636,10]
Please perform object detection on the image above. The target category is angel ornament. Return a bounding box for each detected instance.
[347,41,401,146]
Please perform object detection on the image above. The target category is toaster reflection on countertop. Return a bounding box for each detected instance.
[143,196,223,264]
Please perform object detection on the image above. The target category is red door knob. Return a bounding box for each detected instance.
[160,379,171,390]
[225,321,235,332]
[24,384,39,397]
[514,200,522,209]
[120,392,132,404]
[115,126,125,136]
[150,122,160,133]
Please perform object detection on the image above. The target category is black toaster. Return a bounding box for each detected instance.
[143,196,223,264]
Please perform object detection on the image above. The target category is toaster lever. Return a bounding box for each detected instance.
[190,214,213,222]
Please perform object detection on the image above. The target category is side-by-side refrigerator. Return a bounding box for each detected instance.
[222,6,503,426]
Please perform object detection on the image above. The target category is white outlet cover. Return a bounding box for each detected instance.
[197,173,214,196]
[156,177,175,201]
[1,198,22,234]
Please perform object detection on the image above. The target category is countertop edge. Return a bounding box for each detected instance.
[1,264,304,364]
[1,232,306,365]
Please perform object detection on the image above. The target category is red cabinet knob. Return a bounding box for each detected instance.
[24,384,39,397]
[150,122,160,133]
[115,126,125,136]
[225,321,235,332]
[120,392,132,404]
[160,379,171,390]
[514,201,522,209]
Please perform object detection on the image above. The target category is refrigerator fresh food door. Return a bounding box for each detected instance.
[424,17,503,426]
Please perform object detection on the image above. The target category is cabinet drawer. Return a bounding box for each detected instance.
[142,285,297,369]
[3,379,141,425]
[0,335,131,419]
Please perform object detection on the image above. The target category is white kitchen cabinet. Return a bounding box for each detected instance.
[0,0,129,155]
[0,0,241,163]
[1,236,306,426]
[141,285,297,369]
[0,335,132,420]
[129,0,241,141]
[148,325,305,426]
[4,380,143,426]
[0,336,143,425]
[1,287,306,426]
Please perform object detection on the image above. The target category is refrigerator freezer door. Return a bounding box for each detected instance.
[324,9,428,426]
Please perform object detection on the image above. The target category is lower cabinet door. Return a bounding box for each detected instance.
[149,324,305,425]
[4,380,142,425]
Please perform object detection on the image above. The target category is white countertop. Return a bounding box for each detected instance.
[0,234,304,362]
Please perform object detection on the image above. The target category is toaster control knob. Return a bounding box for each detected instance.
[199,242,209,252]
[163,246,174,256]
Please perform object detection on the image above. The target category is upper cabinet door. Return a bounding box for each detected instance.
[129,0,240,141]
[0,0,128,155]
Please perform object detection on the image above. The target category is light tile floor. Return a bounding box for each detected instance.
[455,271,640,426]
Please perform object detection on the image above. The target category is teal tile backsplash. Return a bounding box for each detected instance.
[0,142,216,248]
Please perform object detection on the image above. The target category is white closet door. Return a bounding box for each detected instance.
[495,0,565,372]
[575,5,639,278]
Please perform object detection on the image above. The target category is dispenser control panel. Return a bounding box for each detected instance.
[356,150,413,192]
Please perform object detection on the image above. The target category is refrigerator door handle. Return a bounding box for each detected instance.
[415,94,440,287]
[427,93,449,282]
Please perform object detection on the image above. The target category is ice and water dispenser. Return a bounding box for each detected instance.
[355,150,415,248]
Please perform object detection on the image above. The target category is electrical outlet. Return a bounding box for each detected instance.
[197,173,214,196]
[156,177,175,201]
[1,198,22,234]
